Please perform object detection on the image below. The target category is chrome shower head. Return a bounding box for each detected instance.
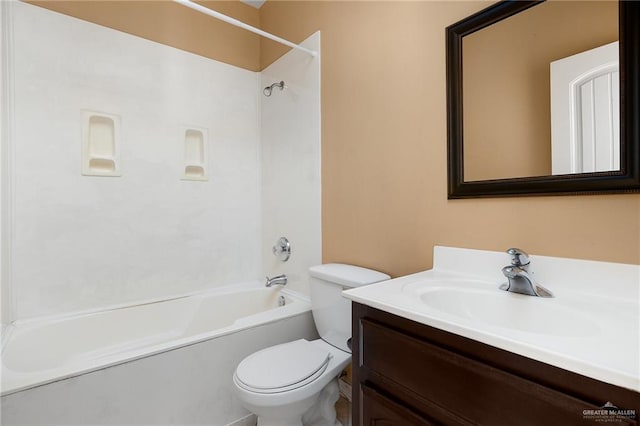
[263,81,285,97]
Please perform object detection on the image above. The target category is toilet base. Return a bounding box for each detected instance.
[255,379,342,426]
[302,379,341,426]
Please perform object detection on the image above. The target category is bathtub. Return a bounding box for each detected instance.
[1,283,318,425]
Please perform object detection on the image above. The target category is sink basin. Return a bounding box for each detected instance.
[343,246,639,392]
[418,286,599,337]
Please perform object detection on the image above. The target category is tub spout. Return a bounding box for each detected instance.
[265,274,287,287]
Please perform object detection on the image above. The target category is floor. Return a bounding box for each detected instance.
[336,395,351,426]
[337,367,352,426]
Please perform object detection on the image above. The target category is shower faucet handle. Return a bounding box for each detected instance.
[272,237,291,262]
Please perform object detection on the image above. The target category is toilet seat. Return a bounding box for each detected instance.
[235,339,332,394]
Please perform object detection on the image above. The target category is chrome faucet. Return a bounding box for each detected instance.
[499,248,553,297]
[265,274,287,287]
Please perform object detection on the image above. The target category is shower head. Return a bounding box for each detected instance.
[263,81,285,97]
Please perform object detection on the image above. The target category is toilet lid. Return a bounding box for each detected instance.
[235,339,332,391]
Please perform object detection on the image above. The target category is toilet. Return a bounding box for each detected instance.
[232,264,390,426]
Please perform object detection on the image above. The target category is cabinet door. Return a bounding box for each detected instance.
[360,319,618,426]
[353,304,639,426]
[361,384,435,426]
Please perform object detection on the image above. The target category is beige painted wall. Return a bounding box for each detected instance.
[28,0,261,71]
[260,1,640,276]
[22,1,640,276]
[463,1,617,181]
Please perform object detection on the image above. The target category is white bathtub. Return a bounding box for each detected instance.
[1,284,311,397]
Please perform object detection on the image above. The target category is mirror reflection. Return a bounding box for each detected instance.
[462,1,618,182]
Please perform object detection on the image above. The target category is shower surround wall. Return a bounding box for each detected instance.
[2,2,320,322]
[0,0,13,328]
[10,2,261,320]
[262,32,321,296]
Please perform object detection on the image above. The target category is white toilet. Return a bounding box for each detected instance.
[233,264,390,426]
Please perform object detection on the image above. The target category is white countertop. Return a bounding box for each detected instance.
[343,246,640,392]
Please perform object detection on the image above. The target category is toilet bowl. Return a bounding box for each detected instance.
[233,339,350,426]
[232,264,390,426]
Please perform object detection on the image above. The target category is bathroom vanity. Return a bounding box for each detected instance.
[351,302,638,425]
[343,247,640,425]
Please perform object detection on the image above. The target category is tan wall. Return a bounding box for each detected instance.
[28,0,261,71]
[260,1,640,276]
[463,1,618,181]
[24,1,640,275]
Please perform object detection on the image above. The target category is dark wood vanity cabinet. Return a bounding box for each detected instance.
[352,303,639,426]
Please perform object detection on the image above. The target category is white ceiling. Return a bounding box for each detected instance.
[240,0,266,9]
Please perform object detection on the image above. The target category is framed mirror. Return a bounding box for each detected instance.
[446,0,639,198]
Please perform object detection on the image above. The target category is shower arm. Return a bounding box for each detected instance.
[263,81,285,97]
[173,0,317,58]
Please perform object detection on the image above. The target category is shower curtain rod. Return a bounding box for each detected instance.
[173,0,317,57]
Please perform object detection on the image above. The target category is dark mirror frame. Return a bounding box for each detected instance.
[446,0,640,199]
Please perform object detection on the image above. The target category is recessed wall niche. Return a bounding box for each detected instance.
[182,127,208,181]
[81,110,121,177]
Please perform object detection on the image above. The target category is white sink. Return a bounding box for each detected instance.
[342,246,640,392]
[416,286,599,337]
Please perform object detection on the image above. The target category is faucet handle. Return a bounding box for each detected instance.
[506,248,530,266]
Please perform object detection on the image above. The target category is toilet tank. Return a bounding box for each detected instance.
[309,264,390,353]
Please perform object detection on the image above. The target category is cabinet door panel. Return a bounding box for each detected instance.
[360,319,628,426]
[361,384,435,426]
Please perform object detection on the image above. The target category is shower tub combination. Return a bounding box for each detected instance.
[0,284,317,426]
